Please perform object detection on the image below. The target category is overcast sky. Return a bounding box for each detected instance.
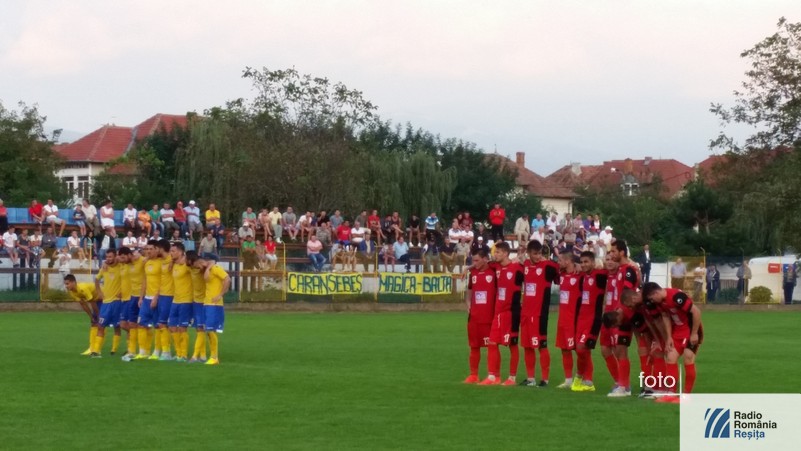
[0,1,794,175]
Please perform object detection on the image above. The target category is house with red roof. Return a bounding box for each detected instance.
[54,114,189,198]
[489,152,577,216]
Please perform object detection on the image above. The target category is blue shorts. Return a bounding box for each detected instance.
[138,297,156,327]
[129,296,141,322]
[157,295,174,325]
[168,303,193,328]
[192,302,205,329]
[120,300,132,322]
[204,305,225,333]
[90,300,102,325]
[98,300,121,328]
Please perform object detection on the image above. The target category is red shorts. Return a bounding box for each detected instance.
[556,322,576,350]
[489,311,517,346]
[600,325,632,348]
[520,316,547,349]
[467,321,492,348]
[672,326,703,355]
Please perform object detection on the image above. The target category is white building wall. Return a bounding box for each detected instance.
[540,197,573,218]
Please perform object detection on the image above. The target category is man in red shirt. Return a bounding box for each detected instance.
[519,240,559,387]
[637,283,703,403]
[606,240,639,397]
[555,253,583,389]
[479,242,523,386]
[29,199,44,233]
[572,251,607,392]
[335,220,352,245]
[463,249,497,384]
[488,203,506,243]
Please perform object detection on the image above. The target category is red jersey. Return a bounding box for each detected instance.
[264,240,276,254]
[522,259,560,318]
[557,270,583,328]
[489,208,506,226]
[607,263,638,310]
[336,225,351,242]
[467,266,497,323]
[493,261,523,315]
[367,215,380,228]
[29,203,43,218]
[577,270,607,338]
[657,288,694,335]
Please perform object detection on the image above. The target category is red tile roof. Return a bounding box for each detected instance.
[55,125,134,163]
[133,114,189,141]
[488,154,576,199]
[546,158,694,198]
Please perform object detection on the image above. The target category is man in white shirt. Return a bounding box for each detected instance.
[82,199,99,234]
[160,202,179,235]
[514,214,530,245]
[123,204,137,234]
[122,231,138,250]
[99,200,116,239]
[350,221,366,251]
[393,236,411,272]
[546,214,559,232]
[3,226,20,267]
[44,199,66,236]
[184,200,203,239]
[599,226,613,250]
[530,226,545,245]
[268,207,283,244]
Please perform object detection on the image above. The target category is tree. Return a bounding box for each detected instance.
[0,101,65,204]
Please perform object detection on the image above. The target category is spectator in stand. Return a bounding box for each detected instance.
[307,234,325,273]
[460,222,474,247]
[670,258,687,289]
[174,201,188,236]
[241,235,259,289]
[160,203,179,236]
[242,207,256,228]
[330,210,343,230]
[448,219,463,243]
[387,212,402,242]
[99,200,116,245]
[317,220,332,247]
[474,223,489,244]
[488,203,506,243]
[67,230,87,268]
[283,207,299,242]
[422,235,440,273]
[393,236,411,272]
[136,209,151,236]
[582,213,592,232]
[317,210,329,228]
[591,215,601,235]
[350,220,366,251]
[356,210,368,229]
[736,261,751,302]
[29,229,43,268]
[514,214,530,245]
[199,231,218,261]
[44,199,67,237]
[530,213,545,232]
[693,263,705,301]
[267,207,283,244]
[82,199,99,235]
[238,222,255,241]
[17,229,32,269]
[455,237,470,271]
[256,209,271,241]
[56,246,71,276]
[367,210,382,245]
[706,264,720,302]
[263,235,278,270]
[336,220,351,245]
[122,231,137,250]
[205,203,221,226]
[148,204,163,236]
[471,236,490,255]
[637,244,652,283]
[299,211,315,242]
[407,214,422,247]
[29,199,44,233]
[381,214,394,245]
[169,229,183,246]
[185,200,203,239]
[73,204,87,238]
[599,226,613,250]
[530,226,545,245]
[573,214,586,241]
[439,237,457,273]
[783,262,798,305]
[123,204,138,235]
[0,199,7,234]
[136,232,148,251]
[461,212,474,230]
[207,218,225,249]
[42,226,57,268]
[546,213,558,232]
[380,242,395,272]
[424,212,440,242]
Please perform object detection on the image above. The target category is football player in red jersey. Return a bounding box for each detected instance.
[479,242,524,386]
[519,240,559,387]
[463,249,497,384]
[607,240,639,397]
[639,283,703,403]
[555,252,583,389]
[599,254,621,391]
[571,251,607,392]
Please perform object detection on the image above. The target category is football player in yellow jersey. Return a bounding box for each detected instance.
[92,249,122,357]
[121,248,145,362]
[64,274,102,355]
[187,251,208,363]
[154,239,175,360]
[135,240,161,360]
[168,243,193,362]
[187,252,230,365]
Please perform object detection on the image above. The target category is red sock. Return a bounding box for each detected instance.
[653,357,667,390]
[469,347,481,376]
[617,357,630,389]
[576,350,587,378]
[539,348,551,381]
[684,363,696,393]
[666,363,679,393]
[604,354,618,382]
[639,354,650,376]
[524,348,537,379]
[509,345,519,377]
[581,350,594,381]
[488,345,501,377]
[561,351,574,379]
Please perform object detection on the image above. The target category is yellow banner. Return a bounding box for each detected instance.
[286,272,363,295]
[378,273,453,295]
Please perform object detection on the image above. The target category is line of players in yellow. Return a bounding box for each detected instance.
[63,239,231,365]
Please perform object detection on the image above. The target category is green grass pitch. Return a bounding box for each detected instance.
[0,310,797,450]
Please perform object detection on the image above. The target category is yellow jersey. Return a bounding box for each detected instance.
[69,282,97,303]
[205,265,229,305]
[96,264,122,301]
[190,266,206,302]
[160,255,175,296]
[119,263,131,300]
[144,258,162,298]
[172,262,193,304]
[205,209,221,223]
[129,257,145,297]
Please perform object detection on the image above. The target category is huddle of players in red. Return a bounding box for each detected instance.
[464,239,703,403]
